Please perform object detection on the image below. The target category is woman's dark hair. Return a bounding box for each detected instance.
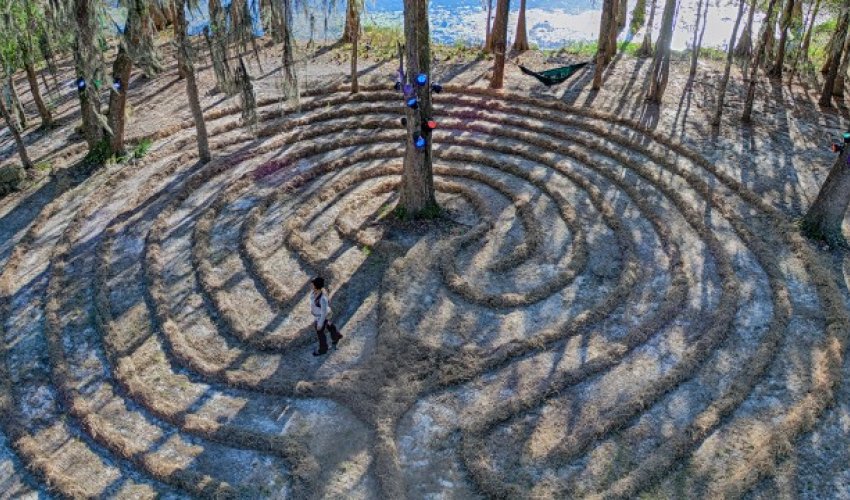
[312,277,325,289]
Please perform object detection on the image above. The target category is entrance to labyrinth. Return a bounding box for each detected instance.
[1,86,846,499]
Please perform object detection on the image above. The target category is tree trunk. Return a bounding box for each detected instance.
[834,25,850,95]
[126,0,163,78]
[637,0,657,57]
[819,5,850,107]
[485,0,494,51]
[207,0,236,95]
[175,0,211,163]
[592,0,617,90]
[788,0,821,83]
[107,46,133,156]
[645,0,678,103]
[25,63,53,128]
[712,0,747,127]
[801,145,850,246]
[630,0,647,36]
[400,0,438,219]
[512,0,530,52]
[0,96,33,170]
[237,57,257,127]
[742,0,780,122]
[350,3,360,93]
[7,76,27,131]
[73,0,104,149]
[688,0,709,80]
[767,0,795,77]
[735,0,757,59]
[606,0,621,60]
[490,0,510,89]
[616,0,628,35]
[281,0,299,100]
[341,0,359,43]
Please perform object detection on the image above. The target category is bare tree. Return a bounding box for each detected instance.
[592,0,617,90]
[206,0,236,95]
[637,0,658,57]
[645,0,679,103]
[819,4,850,107]
[0,93,33,169]
[801,142,850,247]
[484,0,494,51]
[174,0,210,163]
[741,0,779,122]
[512,0,529,52]
[399,0,438,218]
[350,0,360,93]
[341,0,359,43]
[767,0,795,77]
[22,0,52,128]
[490,0,510,89]
[5,75,27,131]
[281,0,299,100]
[788,0,821,83]
[712,0,747,127]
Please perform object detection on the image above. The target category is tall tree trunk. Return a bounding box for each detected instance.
[742,0,780,122]
[606,0,622,60]
[341,0,359,43]
[637,0,657,57]
[490,0,510,89]
[735,0,757,59]
[207,0,236,95]
[175,0,211,163]
[25,63,52,128]
[107,46,133,156]
[819,5,850,107]
[801,145,850,246]
[712,0,747,127]
[237,57,257,127]
[281,0,299,100]
[512,0,529,52]
[630,0,648,36]
[592,0,617,90]
[7,76,27,131]
[645,0,678,103]
[834,25,850,94]
[73,0,104,149]
[485,0,494,51]
[350,3,360,93]
[768,0,795,77]
[0,96,33,170]
[126,0,163,77]
[788,0,821,83]
[688,0,709,80]
[400,0,438,219]
[616,0,628,35]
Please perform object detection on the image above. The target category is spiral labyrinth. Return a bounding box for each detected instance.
[1,85,848,499]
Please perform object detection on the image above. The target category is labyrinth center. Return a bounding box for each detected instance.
[1,86,847,498]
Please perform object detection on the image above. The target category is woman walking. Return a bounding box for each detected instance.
[310,277,342,356]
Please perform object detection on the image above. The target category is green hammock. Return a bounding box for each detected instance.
[519,62,590,86]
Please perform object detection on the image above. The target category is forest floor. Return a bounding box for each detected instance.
[1,35,850,499]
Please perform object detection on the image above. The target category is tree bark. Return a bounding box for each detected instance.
[281,0,299,100]
[834,24,850,95]
[712,0,747,127]
[490,0,510,89]
[637,0,657,57]
[592,0,617,90]
[73,0,104,149]
[350,2,360,93]
[341,0,359,43]
[237,57,257,127]
[107,46,133,156]
[400,0,438,219]
[788,0,821,83]
[7,76,27,131]
[616,0,628,35]
[735,0,757,59]
[207,0,236,95]
[485,0,494,51]
[512,0,530,52]
[175,0,211,163]
[819,5,850,107]
[801,144,850,246]
[24,63,52,128]
[645,0,678,103]
[767,0,795,77]
[688,0,709,80]
[0,95,33,169]
[742,0,779,122]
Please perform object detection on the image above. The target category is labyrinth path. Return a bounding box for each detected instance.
[1,85,848,499]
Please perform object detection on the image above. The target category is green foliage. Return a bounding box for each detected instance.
[35,161,52,172]
[629,0,647,35]
[84,139,114,167]
[132,138,153,159]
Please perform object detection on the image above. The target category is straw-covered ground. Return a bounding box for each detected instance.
[1,36,850,499]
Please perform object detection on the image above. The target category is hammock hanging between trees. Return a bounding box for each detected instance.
[519,62,590,86]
